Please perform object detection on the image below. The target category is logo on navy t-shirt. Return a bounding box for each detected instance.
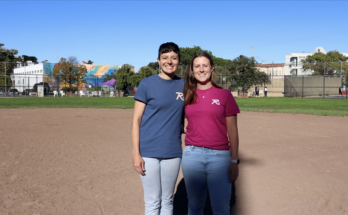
[176,92,184,101]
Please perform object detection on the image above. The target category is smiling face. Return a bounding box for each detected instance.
[193,56,214,86]
[157,51,179,76]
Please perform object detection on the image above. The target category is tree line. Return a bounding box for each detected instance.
[0,43,40,89]
[301,51,348,76]
[2,42,347,93]
[111,46,272,92]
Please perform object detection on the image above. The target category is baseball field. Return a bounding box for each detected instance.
[1,97,347,214]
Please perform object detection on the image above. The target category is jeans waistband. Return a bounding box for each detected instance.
[186,145,228,152]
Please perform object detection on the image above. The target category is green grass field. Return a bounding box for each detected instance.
[0,97,347,116]
[0,97,135,109]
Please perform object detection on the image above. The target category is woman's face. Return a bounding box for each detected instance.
[193,56,214,84]
[157,51,179,74]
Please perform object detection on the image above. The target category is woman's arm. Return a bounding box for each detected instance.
[184,118,188,134]
[226,114,239,183]
[131,100,146,175]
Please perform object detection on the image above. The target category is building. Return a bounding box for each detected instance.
[284,47,348,76]
[253,62,285,97]
[11,61,46,92]
[12,61,123,93]
[255,62,285,78]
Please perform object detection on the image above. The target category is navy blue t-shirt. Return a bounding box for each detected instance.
[134,74,184,158]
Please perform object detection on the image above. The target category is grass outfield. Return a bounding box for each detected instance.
[235,97,348,116]
[0,97,135,109]
[0,97,347,116]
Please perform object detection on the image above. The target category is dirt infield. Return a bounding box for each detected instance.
[1,109,347,215]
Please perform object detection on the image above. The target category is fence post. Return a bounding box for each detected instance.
[323,75,325,99]
[290,76,292,97]
[302,75,304,98]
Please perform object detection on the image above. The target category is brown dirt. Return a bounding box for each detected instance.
[1,109,347,215]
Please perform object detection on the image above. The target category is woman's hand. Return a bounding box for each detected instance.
[131,100,146,176]
[133,153,146,176]
[228,163,239,183]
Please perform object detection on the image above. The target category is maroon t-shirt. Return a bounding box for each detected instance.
[185,86,240,150]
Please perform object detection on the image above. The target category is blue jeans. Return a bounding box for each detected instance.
[182,146,232,215]
[140,157,181,215]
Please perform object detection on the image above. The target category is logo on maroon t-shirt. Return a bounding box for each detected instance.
[212,99,220,105]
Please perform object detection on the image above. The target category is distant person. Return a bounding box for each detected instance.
[265,86,268,97]
[183,51,240,214]
[131,42,184,214]
[257,86,260,96]
[339,87,342,96]
[124,88,129,97]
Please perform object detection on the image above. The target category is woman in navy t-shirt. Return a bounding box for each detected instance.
[131,42,184,214]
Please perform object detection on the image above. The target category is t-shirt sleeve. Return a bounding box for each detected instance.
[225,91,240,117]
[134,80,147,103]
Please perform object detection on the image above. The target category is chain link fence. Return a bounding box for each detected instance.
[0,62,121,97]
[1,62,347,99]
[284,75,348,99]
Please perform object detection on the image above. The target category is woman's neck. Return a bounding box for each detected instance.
[197,81,213,90]
[158,71,175,80]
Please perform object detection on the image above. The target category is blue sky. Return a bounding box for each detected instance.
[1,1,347,71]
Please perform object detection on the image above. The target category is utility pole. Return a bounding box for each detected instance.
[251,46,254,58]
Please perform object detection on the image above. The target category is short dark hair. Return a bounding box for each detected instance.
[158,42,180,60]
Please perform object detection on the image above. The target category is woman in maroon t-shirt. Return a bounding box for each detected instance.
[183,51,240,214]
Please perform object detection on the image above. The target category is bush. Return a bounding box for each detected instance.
[61,87,78,93]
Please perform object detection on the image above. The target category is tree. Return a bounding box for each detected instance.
[53,56,87,91]
[253,71,271,87]
[0,43,18,76]
[22,55,38,63]
[228,55,263,92]
[147,62,159,70]
[179,46,212,65]
[115,64,135,91]
[301,51,348,75]
[130,66,157,86]
[103,73,115,82]
[87,60,93,64]
[0,75,12,89]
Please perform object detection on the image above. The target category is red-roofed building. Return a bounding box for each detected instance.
[255,62,285,78]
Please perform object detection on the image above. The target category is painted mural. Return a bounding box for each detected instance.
[42,63,132,91]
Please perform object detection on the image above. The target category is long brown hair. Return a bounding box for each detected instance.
[184,51,221,106]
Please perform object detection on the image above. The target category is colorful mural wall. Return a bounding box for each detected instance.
[42,63,132,91]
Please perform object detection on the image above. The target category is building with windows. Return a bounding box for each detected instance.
[255,62,285,78]
[11,61,46,92]
[284,47,348,76]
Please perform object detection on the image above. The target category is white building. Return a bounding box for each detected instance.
[11,61,45,92]
[285,47,348,76]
